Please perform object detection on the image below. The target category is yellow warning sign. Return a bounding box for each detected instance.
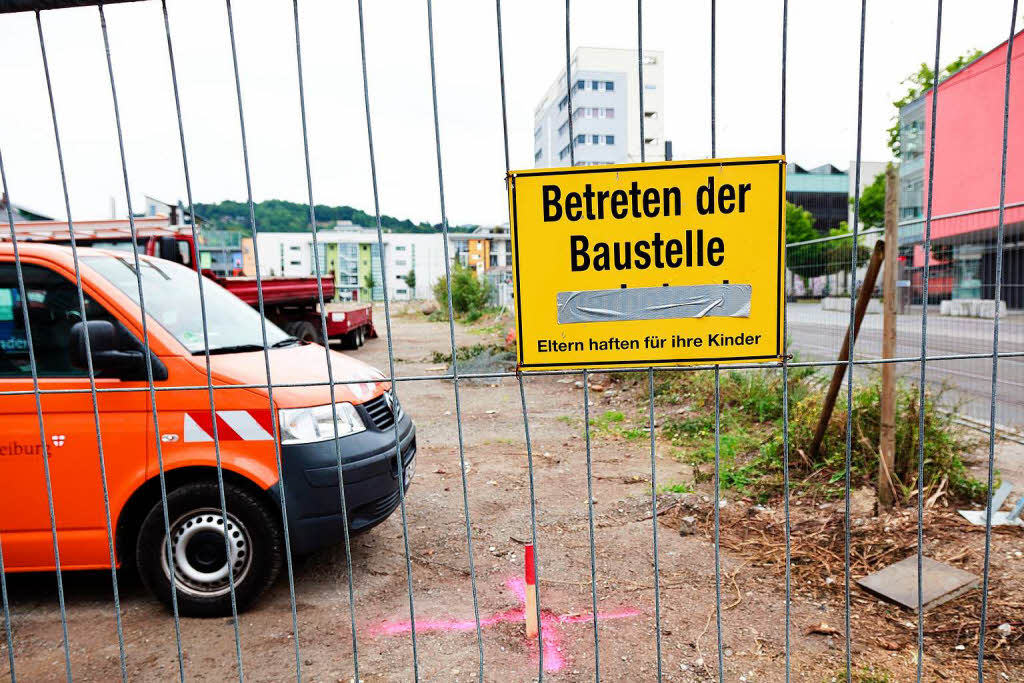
[508,155,785,370]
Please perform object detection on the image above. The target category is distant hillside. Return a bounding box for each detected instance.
[193,199,477,234]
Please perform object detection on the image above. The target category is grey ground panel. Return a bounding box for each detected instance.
[857,555,980,613]
[958,481,1023,526]
[557,283,752,325]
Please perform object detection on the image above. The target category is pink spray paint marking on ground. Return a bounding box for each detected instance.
[371,576,640,672]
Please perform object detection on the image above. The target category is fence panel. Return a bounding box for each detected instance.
[0,1,1019,682]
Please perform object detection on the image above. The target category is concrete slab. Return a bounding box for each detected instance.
[856,555,980,613]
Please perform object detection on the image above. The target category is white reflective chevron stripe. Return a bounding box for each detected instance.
[183,413,213,442]
[217,410,274,441]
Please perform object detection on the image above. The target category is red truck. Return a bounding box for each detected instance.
[3,216,375,348]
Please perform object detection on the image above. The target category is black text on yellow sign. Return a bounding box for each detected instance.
[508,156,786,370]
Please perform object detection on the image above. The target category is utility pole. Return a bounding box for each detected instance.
[878,164,899,509]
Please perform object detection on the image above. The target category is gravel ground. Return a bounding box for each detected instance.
[2,306,1021,681]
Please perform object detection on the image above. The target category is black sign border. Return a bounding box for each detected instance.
[509,157,786,370]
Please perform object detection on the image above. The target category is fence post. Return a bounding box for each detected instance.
[878,164,899,509]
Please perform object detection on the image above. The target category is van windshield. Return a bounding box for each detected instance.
[82,254,292,354]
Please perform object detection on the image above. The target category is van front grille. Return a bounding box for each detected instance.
[362,393,395,430]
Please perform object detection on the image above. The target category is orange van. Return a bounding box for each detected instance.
[0,243,416,616]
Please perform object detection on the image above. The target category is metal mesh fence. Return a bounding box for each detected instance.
[0,1,1020,681]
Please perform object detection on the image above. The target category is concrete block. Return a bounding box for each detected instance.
[820,296,881,314]
[937,299,1007,318]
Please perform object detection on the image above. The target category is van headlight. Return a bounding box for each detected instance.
[278,403,366,444]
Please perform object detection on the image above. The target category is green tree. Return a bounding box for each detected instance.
[193,199,478,235]
[825,223,871,278]
[433,263,491,316]
[403,269,416,290]
[785,201,817,244]
[887,49,982,157]
[852,170,886,228]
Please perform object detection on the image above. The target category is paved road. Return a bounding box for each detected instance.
[786,303,1024,428]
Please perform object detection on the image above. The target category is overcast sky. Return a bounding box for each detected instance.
[0,0,1018,227]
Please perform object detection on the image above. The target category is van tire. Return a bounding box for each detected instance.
[136,481,284,618]
[286,320,322,345]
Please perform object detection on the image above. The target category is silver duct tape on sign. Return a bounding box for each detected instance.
[556,283,752,324]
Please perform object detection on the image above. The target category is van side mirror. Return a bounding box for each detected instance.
[70,320,167,381]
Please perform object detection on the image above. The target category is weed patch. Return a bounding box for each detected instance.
[651,365,983,504]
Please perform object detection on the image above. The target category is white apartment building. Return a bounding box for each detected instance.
[254,223,447,302]
[252,223,513,303]
[534,47,665,168]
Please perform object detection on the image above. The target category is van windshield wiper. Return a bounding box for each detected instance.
[270,337,302,348]
[200,344,266,355]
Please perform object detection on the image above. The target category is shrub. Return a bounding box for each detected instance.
[433,263,491,317]
[787,381,985,502]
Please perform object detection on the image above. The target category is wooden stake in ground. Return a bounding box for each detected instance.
[810,239,886,459]
[878,164,900,509]
[525,544,538,639]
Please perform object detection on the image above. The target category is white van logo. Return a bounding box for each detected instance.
[51,435,66,448]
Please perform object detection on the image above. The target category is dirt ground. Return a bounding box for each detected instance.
[2,307,1022,682]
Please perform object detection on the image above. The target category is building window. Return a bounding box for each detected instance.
[597,108,606,119]
[605,135,615,145]
[605,81,614,91]
[559,145,570,160]
[558,120,569,135]
[576,134,585,144]
[395,245,406,251]
[535,148,543,161]
[534,125,542,138]
[574,79,584,92]
[644,111,658,119]
[591,135,600,144]
[605,108,614,118]
[558,95,568,111]
[644,83,656,89]
[395,259,407,267]
[642,55,657,65]
[591,80,600,90]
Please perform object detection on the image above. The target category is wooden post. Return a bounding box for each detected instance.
[878,165,899,509]
[810,240,886,459]
[524,544,538,639]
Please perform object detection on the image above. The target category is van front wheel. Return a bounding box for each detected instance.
[136,481,284,617]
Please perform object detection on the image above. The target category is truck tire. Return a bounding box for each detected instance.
[136,481,284,617]
[356,326,366,347]
[286,320,322,344]
[341,327,359,350]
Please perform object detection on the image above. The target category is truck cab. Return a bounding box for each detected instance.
[0,243,415,616]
